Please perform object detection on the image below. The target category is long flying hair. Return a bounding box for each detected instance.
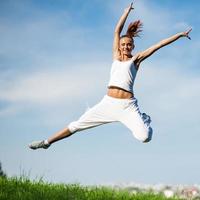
[121,20,143,41]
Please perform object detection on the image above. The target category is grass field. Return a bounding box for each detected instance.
[0,176,183,200]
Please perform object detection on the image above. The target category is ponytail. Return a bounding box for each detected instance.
[126,20,143,39]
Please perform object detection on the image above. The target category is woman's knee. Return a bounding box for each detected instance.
[143,127,153,143]
[68,121,79,134]
[134,127,153,143]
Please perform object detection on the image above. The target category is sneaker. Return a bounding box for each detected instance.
[29,140,50,150]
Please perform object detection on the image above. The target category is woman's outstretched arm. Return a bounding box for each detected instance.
[113,3,134,60]
[135,28,192,65]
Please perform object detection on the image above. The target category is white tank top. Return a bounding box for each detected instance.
[108,57,137,93]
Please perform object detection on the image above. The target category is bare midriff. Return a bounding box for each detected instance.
[107,86,133,99]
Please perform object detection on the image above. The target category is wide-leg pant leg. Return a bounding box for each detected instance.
[119,98,153,143]
[68,96,119,133]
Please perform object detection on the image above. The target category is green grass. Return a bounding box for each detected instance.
[0,176,182,200]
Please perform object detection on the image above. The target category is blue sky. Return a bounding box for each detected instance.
[0,0,200,185]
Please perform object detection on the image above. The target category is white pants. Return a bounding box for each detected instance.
[68,95,152,142]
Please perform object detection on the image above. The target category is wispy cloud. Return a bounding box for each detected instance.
[0,62,109,105]
[135,60,200,133]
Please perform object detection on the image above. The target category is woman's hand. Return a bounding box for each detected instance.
[182,28,192,40]
[124,2,134,13]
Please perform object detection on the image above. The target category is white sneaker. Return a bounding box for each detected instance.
[29,140,50,150]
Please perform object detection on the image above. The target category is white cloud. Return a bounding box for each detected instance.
[1,58,199,128]
[0,62,109,105]
[0,3,94,67]
[135,60,200,124]
[0,105,19,117]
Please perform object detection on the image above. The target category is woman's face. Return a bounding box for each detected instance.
[119,37,134,56]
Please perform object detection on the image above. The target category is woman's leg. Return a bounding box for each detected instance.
[29,96,117,150]
[119,98,153,143]
[47,127,73,144]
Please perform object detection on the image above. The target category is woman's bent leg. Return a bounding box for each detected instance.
[119,98,153,143]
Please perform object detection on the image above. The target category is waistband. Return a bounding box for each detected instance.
[104,94,136,102]
[108,85,132,94]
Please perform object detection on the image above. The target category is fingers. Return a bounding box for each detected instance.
[187,35,191,40]
[187,28,192,34]
[129,2,134,9]
[186,28,192,40]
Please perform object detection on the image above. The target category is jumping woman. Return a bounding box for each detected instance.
[29,3,192,150]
